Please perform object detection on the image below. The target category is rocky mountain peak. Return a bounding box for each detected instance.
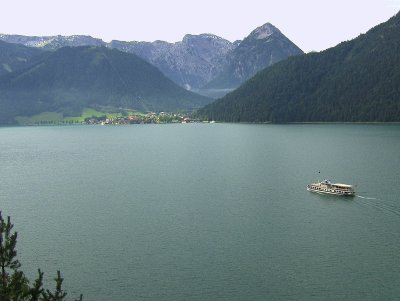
[250,23,281,40]
[203,22,303,93]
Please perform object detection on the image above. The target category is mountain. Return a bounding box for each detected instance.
[0,40,45,76]
[0,34,105,50]
[0,46,211,124]
[0,33,236,90]
[110,34,235,90]
[197,12,400,123]
[0,24,303,96]
[203,23,303,92]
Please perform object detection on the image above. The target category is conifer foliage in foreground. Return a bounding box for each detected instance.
[0,211,83,301]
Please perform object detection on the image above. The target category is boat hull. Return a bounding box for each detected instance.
[306,186,355,196]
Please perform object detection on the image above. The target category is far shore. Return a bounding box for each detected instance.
[2,121,400,127]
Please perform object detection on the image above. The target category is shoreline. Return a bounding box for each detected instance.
[2,121,400,127]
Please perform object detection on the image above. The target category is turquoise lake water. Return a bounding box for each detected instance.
[1,124,400,300]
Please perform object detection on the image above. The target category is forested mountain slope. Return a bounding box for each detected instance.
[198,12,400,122]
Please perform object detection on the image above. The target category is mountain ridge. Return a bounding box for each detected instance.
[0,23,303,93]
[0,33,235,90]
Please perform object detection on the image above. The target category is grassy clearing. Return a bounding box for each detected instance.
[15,112,65,124]
[15,108,145,125]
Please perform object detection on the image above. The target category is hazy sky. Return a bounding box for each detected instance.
[1,0,399,52]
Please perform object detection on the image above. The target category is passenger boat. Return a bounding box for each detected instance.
[307,179,355,196]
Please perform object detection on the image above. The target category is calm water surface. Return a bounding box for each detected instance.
[1,124,400,300]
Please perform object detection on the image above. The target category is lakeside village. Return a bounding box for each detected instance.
[84,112,208,125]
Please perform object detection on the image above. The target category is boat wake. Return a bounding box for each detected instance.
[355,195,400,218]
[355,195,379,200]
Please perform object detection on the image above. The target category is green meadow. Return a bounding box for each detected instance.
[15,108,145,125]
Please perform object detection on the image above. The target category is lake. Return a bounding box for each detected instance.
[1,124,400,300]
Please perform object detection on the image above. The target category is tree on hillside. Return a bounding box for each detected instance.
[0,211,82,301]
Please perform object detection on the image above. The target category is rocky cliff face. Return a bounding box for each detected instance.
[110,34,235,90]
